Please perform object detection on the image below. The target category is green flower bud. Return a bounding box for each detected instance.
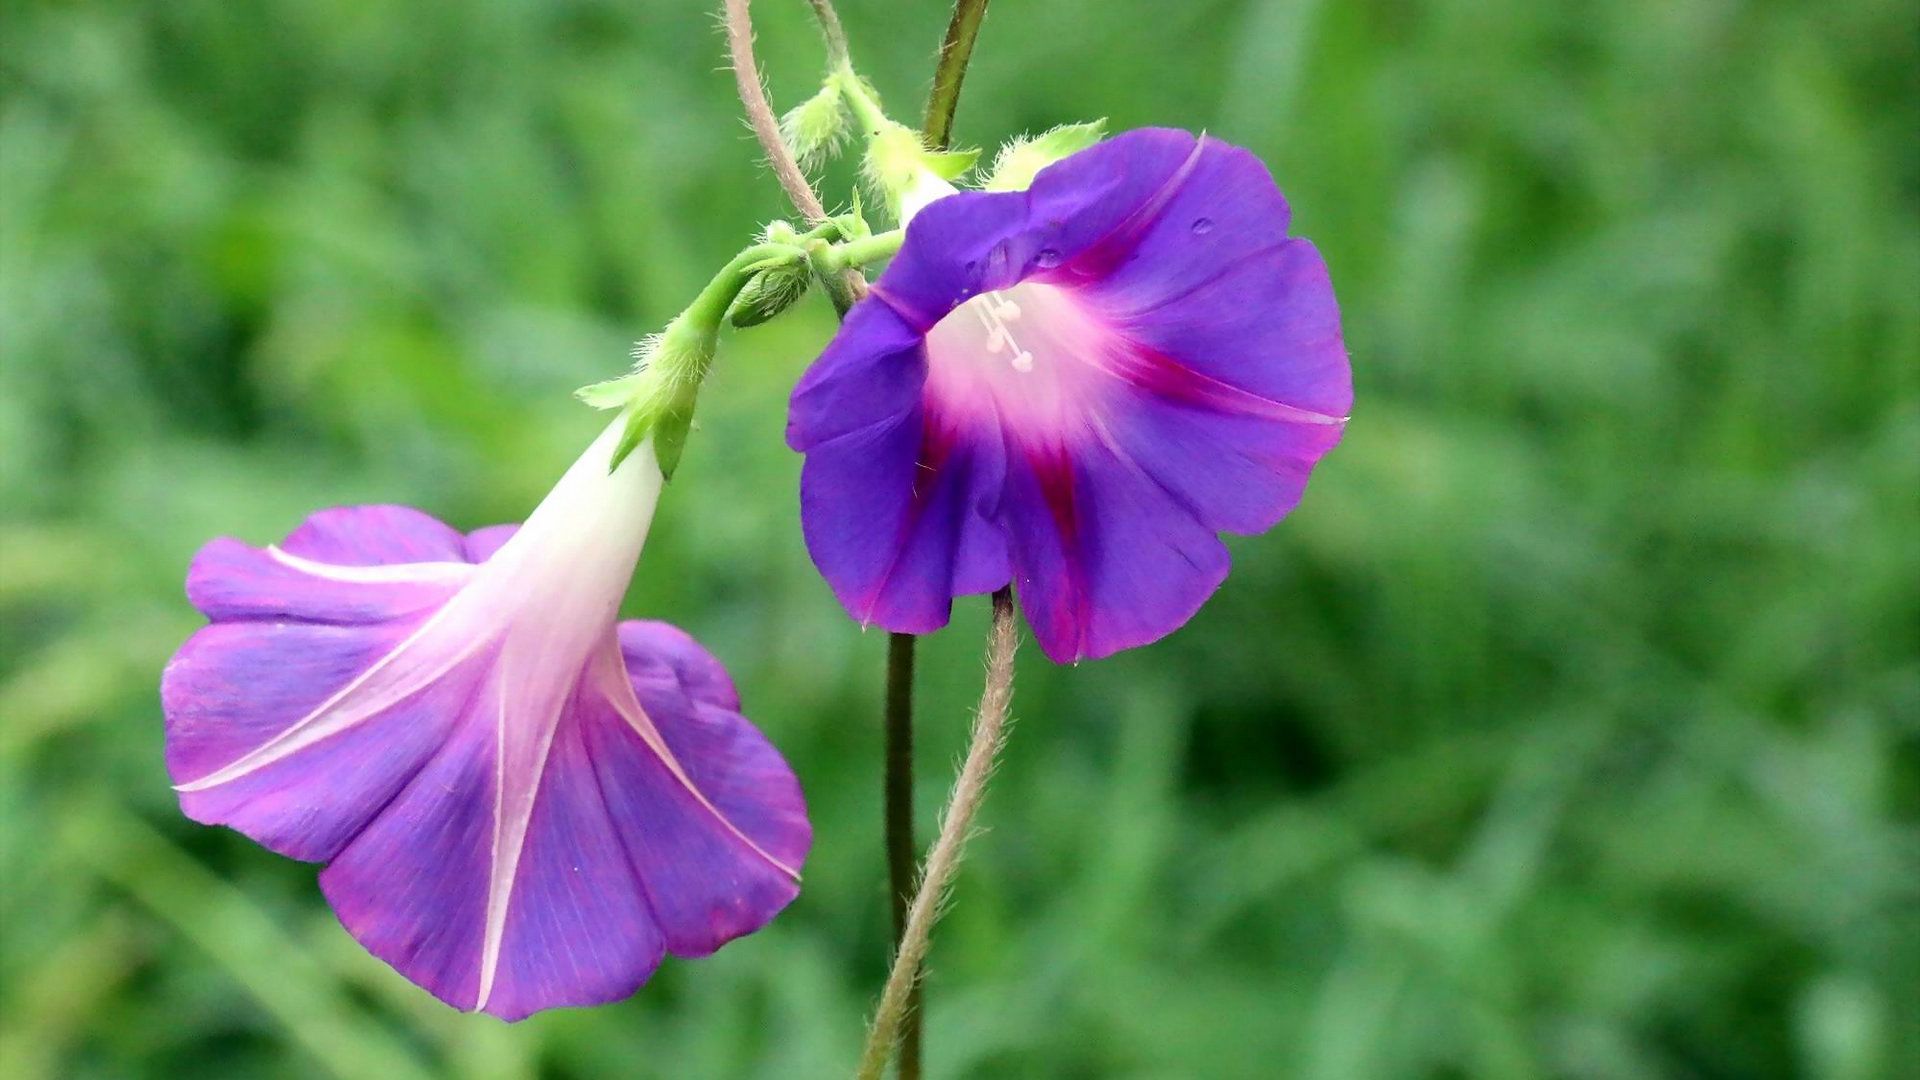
[982,120,1108,192]
[780,82,850,171]
[726,263,812,327]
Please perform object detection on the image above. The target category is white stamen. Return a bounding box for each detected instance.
[969,291,1033,374]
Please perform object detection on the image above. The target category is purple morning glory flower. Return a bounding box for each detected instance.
[161,425,810,1020]
[788,128,1351,663]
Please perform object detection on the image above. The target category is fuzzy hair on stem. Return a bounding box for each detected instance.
[854,589,1018,1080]
[721,0,830,223]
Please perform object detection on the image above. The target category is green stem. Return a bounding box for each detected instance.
[832,66,893,136]
[805,241,859,316]
[882,632,919,1080]
[803,0,851,69]
[824,229,905,272]
[856,590,1019,1080]
[923,0,991,150]
[594,239,805,471]
[683,241,807,332]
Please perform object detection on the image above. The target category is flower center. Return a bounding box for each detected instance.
[923,281,1117,445]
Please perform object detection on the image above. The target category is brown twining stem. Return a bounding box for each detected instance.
[855,589,1018,1080]
[923,0,991,150]
[721,0,831,223]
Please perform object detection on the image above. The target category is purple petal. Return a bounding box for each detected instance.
[280,505,472,565]
[619,620,740,712]
[795,401,1011,631]
[870,129,1210,325]
[186,505,480,624]
[1000,435,1231,663]
[1104,388,1346,536]
[162,615,474,862]
[1055,133,1285,291]
[786,299,928,451]
[463,524,520,564]
[618,621,811,875]
[319,662,671,1022]
[317,703,497,1012]
[1095,239,1352,420]
[186,538,471,624]
[586,635,806,958]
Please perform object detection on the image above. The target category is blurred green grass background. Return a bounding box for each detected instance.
[2,0,1917,1077]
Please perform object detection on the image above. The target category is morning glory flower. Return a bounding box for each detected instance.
[787,128,1351,663]
[161,423,811,1020]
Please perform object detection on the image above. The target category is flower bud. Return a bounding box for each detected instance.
[726,263,812,328]
[982,120,1108,192]
[780,82,850,171]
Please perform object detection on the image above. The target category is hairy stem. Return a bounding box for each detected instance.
[721,0,865,306]
[804,0,851,69]
[721,0,830,222]
[855,589,1018,1080]
[923,0,991,150]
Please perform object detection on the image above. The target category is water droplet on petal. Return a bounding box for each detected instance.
[1034,248,1062,268]
[1191,217,1215,235]
[986,241,1010,275]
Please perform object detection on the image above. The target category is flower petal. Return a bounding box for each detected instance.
[593,628,808,957]
[1000,429,1231,663]
[318,663,670,1021]
[790,128,1350,660]
[795,399,1011,631]
[170,497,812,1018]
[786,299,929,451]
[1103,387,1346,536]
[618,621,811,872]
[312,629,807,1020]
[1097,239,1352,420]
[462,524,521,563]
[1056,132,1285,294]
[280,505,473,565]
[163,615,476,861]
[186,505,478,624]
[871,129,1211,327]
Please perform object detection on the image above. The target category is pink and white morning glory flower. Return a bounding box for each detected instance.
[787,128,1352,662]
[161,423,811,1020]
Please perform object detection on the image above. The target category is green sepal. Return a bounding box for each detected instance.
[575,372,642,411]
[833,190,873,242]
[864,124,979,218]
[607,388,695,478]
[922,146,981,181]
[983,120,1108,192]
[580,315,717,475]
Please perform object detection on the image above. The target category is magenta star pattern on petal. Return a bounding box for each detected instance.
[787,128,1352,662]
[161,425,811,1020]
